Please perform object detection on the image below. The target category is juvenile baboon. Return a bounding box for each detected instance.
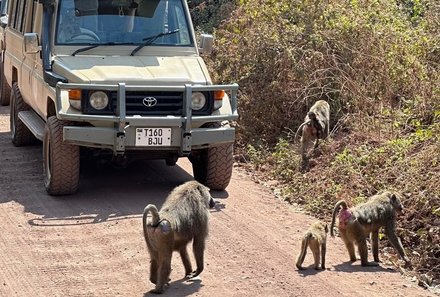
[295,100,330,161]
[295,221,328,270]
[330,191,411,267]
[142,180,216,294]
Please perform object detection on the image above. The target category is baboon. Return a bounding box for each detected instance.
[295,221,328,270]
[295,100,330,161]
[142,180,216,294]
[330,191,411,267]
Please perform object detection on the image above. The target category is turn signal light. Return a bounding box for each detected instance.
[213,90,225,110]
[68,89,82,110]
[68,89,82,100]
[214,90,225,100]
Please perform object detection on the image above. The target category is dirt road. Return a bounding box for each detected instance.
[0,105,434,297]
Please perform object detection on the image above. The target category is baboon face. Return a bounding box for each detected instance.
[390,193,404,215]
[198,183,216,208]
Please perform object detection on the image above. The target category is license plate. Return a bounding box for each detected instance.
[135,128,172,146]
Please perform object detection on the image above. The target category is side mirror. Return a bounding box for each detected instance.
[199,34,213,55]
[0,15,7,29]
[24,33,41,54]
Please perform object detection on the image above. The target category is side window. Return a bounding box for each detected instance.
[8,0,17,27]
[15,0,23,31]
[9,0,27,33]
[19,0,29,32]
[31,0,38,33]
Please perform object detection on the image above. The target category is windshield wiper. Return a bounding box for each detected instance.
[130,29,180,56]
[72,42,135,56]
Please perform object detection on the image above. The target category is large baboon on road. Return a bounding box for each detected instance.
[142,180,215,294]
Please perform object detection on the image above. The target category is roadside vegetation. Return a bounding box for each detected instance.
[191,0,439,291]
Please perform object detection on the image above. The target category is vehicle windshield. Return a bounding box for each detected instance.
[1,0,8,16]
[55,0,192,46]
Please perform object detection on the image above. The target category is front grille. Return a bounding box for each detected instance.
[82,90,213,116]
[111,91,184,116]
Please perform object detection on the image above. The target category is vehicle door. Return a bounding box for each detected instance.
[19,0,41,113]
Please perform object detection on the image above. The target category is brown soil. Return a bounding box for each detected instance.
[0,105,434,297]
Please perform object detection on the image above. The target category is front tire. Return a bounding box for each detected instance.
[191,143,234,190]
[10,83,35,146]
[190,123,234,190]
[43,116,80,195]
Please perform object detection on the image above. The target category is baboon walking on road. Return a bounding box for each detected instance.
[295,221,328,270]
[142,180,216,294]
[330,191,411,267]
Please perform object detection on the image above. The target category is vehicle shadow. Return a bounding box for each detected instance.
[0,129,229,227]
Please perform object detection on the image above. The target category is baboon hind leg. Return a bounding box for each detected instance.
[191,237,206,277]
[371,230,380,262]
[341,235,357,262]
[149,256,158,284]
[358,238,379,267]
[151,252,172,294]
[320,242,326,269]
[310,241,321,270]
[179,245,193,277]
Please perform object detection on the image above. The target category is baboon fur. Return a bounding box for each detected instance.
[330,191,411,267]
[295,100,330,161]
[295,221,328,270]
[142,180,215,294]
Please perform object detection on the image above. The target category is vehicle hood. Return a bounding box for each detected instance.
[52,56,210,85]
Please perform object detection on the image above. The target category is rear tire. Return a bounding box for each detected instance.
[190,123,234,190]
[10,83,35,146]
[43,116,80,195]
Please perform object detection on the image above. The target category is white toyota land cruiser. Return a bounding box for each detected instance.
[3,0,238,195]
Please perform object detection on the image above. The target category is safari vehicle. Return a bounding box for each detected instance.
[3,0,238,195]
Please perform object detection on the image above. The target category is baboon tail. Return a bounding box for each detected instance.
[296,232,312,270]
[143,204,160,239]
[330,200,348,237]
[294,120,311,143]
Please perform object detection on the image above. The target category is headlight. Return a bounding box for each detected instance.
[191,92,206,111]
[89,91,109,110]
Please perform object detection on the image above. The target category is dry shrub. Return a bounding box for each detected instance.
[208,0,439,146]
[205,0,440,285]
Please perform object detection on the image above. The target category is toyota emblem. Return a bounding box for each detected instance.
[142,97,157,107]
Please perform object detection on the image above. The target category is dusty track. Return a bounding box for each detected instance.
[0,105,433,297]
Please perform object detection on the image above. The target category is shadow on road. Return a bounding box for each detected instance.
[332,261,397,273]
[0,105,9,115]
[0,128,229,227]
[143,277,203,297]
